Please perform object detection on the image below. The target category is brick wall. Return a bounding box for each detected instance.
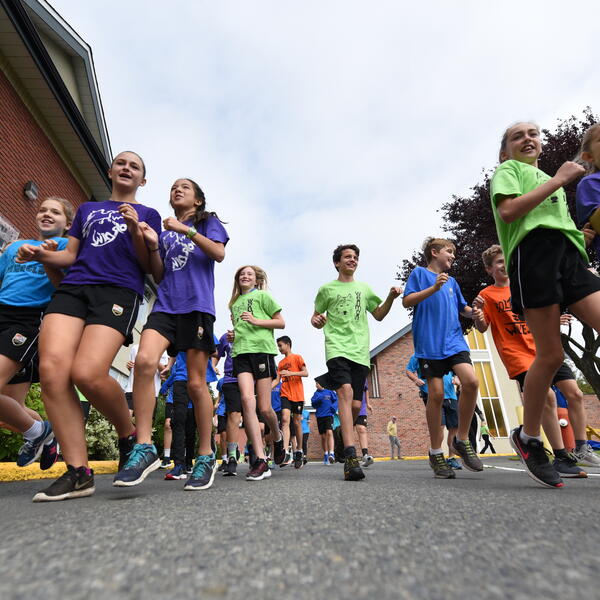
[583,394,600,431]
[0,68,88,241]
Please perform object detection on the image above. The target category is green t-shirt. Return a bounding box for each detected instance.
[230,289,282,357]
[314,279,382,367]
[490,159,586,269]
[480,424,490,436]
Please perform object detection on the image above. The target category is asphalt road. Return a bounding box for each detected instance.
[1,457,598,600]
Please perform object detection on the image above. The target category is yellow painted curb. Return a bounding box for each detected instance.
[0,461,117,482]
[374,453,514,462]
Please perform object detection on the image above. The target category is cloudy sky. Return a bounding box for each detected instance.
[52,0,599,396]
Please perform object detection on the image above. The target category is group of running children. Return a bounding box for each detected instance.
[2,119,600,501]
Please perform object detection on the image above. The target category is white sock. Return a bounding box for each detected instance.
[23,420,44,441]
[164,449,171,458]
[429,448,444,455]
[520,430,542,444]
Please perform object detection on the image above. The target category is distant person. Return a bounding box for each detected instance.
[355,382,373,467]
[387,416,401,460]
[479,421,496,454]
[310,382,337,465]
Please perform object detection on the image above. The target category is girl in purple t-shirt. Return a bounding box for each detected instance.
[17,151,162,502]
[114,177,229,492]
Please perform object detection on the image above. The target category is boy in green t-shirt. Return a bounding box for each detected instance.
[311,244,402,481]
[490,121,600,489]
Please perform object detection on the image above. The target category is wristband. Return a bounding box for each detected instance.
[186,227,197,239]
[150,247,160,252]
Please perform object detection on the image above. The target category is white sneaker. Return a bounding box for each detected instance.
[574,443,600,467]
[361,454,374,467]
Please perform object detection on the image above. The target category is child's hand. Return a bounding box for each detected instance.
[433,273,448,290]
[240,312,257,325]
[163,217,187,234]
[559,313,572,327]
[472,295,485,310]
[389,286,403,298]
[555,161,585,186]
[41,239,59,252]
[311,313,327,329]
[472,307,484,321]
[15,244,41,263]
[118,203,139,230]
[139,222,159,248]
[583,222,596,247]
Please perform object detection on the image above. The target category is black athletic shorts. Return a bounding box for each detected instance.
[317,415,333,434]
[354,414,367,427]
[232,353,277,380]
[315,357,369,401]
[144,311,216,357]
[0,305,43,366]
[442,398,459,429]
[222,382,242,413]
[514,362,575,391]
[509,229,600,315]
[8,355,40,385]
[217,414,227,434]
[419,351,471,379]
[45,284,140,345]
[281,397,304,414]
[125,391,134,410]
[165,402,174,420]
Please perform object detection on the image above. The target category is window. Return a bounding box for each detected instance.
[473,361,507,437]
[467,328,487,350]
[0,214,19,251]
[370,361,380,398]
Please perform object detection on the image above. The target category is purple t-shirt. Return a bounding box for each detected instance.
[152,216,229,316]
[576,172,600,260]
[359,382,368,417]
[62,201,161,296]
[217,332,237,384]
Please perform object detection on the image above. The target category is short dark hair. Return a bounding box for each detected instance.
[332,244,360,270]
[277,335,292,347]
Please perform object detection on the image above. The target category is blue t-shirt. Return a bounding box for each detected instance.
[301,409,310,434]
[0,238,68,307]
[215,378,227,416]
[205,334,220,383]
[159,380,174,404]
[404,267,469,360]
[443,372,457,400]
[271,382,282,412]
[406,354,428,393]
[310,389,338,418]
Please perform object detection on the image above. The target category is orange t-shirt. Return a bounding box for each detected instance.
[278,353,306,403]
[480,285,536,378]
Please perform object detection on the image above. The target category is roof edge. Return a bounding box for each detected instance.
[370,322,412,359]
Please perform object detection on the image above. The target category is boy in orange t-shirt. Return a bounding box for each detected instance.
[472,245,593,478]
[273,336,308,468]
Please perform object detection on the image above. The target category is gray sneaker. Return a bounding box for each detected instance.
[553,453,587,478]
[452,437,483,472]
[574,443,600,468]
[428,452,455,479]
[361,454,374,468]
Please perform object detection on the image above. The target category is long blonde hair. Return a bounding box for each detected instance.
[575,123,600,174]
[228,265,268,309]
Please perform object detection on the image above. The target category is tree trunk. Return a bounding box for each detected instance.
[561,324,600,399]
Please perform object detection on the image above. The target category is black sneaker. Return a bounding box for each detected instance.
[223,455,237,477]
[39,437,60,471]
[429,452,456,479]
[293,451,304,469]
[553,452,587,478]
[32,465,95,502]
[113,443,160,487]
[452,437,483,472]
[509,426,564,488]
[217,459,228,472]
[184,454,217,490]
[344,455,365,481]
[247,444,258,469]
[17,420,54,467]
[118,432,136,471]
[273,432,286,465]
[333,427,344,463]
[246,458,271,481]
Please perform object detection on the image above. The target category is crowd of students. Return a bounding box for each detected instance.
[2,119,600,500]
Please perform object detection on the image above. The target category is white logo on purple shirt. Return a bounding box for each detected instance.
[164,232,195,271]
[82,209,128,247]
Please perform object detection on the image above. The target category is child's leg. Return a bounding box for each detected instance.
[356,424,367,452]
[185,350,212,456]
[38,314,88,467]
[171,382,188,465]
[132,329,170,444]
[163,417,172,455]
[238,373,265,459]
[425,378,444,449]
[281,407,291,450]
[326,429,334,454]
[71,324,134,439]
[185,406,197,463]
[0,357,35,432]
[337,383,356,447]
[555,379,587,442]
[446,427,458,456]
[450,363,479,440]
[570,290,600,332]
[540,389,565,450]
[293,412,303,450]
[226,411,241,452]
[2,381,40,422]
[257,378,280,442]
[522,305,564,438]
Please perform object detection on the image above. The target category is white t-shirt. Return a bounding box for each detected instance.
[125,344,168,396]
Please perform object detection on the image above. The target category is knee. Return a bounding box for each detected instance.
[538,352,565,373]
[460,375,479,394]
[164,418,172,433]
[133,352,159,379]
[186,380,205,398]
[564,387,584,404]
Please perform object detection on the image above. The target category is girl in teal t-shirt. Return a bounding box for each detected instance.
[228,265,286,480]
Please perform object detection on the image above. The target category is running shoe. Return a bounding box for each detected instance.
[452,437,483,472]
[247,444,258,469]
[293,451,304,469]
[323,454,329,465]
[446,457,462,470]
[361,454,374,468]
[159,458,174,469]
[39,437,60,471]
[333,427,344,463]
[574,443,600,468]
[223,456,238,476]
[113,443,160,487]
[303,457,308,466]
[117,432,136,471]
[217,459,228,472]
[344,455,365,481]
[33,465,95,502]
[246,458,271,481]
[428,452,456,479]
[17,420,54,467]
[553,453,587,478]
[165,464,187,480]
[509,426,564,488]
[186,463,193,474]
[328,453,335,465]
[184,454,217,490]
[280,451,292,467]
[273,432,286,465]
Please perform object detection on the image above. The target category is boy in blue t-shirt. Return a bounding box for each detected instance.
[403,237,483,479]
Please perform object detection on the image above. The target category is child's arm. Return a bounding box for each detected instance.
[39,239,65,288]
[272,373,281,389]
[240,310,285,330]
[583,223,597,247]
[496,161,584,223]
[311,311,327,329]
[371,286,403,321]
[16,236,79,268]
[402,273,448,308]
[471,295,489,333]
[138,222,164,282]
[119,203,152,273]
[163,217,225,262]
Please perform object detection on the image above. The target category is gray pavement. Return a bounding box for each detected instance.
[1,457,598,600]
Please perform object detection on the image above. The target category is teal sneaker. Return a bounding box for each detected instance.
[184,454,217,490]
[113,443,160,487]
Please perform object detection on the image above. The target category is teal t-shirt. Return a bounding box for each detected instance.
[314,279,381,367]
[230,289,282,357]
[490,159,586,269]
